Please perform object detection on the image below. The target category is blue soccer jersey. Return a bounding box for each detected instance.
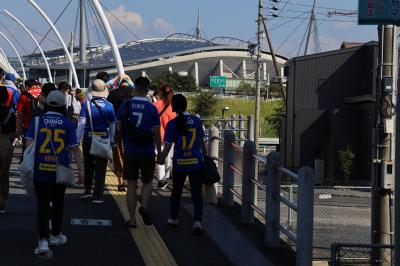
[79,97,116,144]
[25,112,79,182]
[117,97,160,155]
[164,113,206,172]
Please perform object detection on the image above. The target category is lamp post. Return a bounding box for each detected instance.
[221,106,229,118]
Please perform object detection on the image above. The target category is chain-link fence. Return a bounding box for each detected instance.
[331,243,395,266]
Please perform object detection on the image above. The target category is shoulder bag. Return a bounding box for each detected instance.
[20,116,39,197]
[43,117,75,187]
[87,98,111,158]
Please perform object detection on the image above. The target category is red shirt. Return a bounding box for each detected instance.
[16,94,32,130]
[153,100,176,140]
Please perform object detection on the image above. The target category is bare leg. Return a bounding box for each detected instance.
[126,181,138,224]
[140,182,153,210]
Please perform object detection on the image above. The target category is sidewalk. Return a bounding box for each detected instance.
[0,148,231,265]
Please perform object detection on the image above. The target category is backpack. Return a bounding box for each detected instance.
[66,94,78,125]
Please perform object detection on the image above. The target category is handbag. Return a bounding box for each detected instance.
[87,98,111,158]
[20,117,39,197]
[43,117,75,187]
[202,156,221,185]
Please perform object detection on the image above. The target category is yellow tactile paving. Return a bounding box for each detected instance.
[105,170,178,266]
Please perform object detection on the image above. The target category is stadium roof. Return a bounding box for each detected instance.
[27,33,288,70]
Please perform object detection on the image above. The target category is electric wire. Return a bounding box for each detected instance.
[264,0,355,12]
[276,15,308,52]
[87,0,104,45]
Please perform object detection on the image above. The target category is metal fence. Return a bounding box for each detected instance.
[331,243,395,266]
[206,128,315,266]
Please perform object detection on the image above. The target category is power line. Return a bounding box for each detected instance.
[264,0,355,12]
[276,15,308,51]
[269,11,309,32]
[269,14,356,23]
[264,6,357,17]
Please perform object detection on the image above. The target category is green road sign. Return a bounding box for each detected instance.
[209,76,227,88]
[359,0,400,25]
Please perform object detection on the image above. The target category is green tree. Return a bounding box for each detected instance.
[150,71,197,92]
[266,100,285,136]
[191,92,219,118]
[236,81,255,95]
[338,146,355,182]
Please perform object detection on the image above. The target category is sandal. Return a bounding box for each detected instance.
[125,221,137,228]
[138,207,153,226]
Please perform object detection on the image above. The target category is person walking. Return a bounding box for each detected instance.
[107,77,134,192]
[58,81,81,127]
[77,79,115,203]
[158,94,207,234]
[153,84,175,189]
[117,77,162,227]
[24,90,83,256]
[0,86,16,213]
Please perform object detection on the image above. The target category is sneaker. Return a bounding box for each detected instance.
[117,184,126,192]
[166,218,178,227]
[138,207,153,225]
[92,196,104,204]
[157,180,168,189]
[80,192,92,199]
[34,239,49,255]
[50,234,67,246]
[193,221,204,235]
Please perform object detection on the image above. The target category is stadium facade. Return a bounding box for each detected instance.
[25,33,287,89]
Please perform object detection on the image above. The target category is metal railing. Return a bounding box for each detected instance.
[331,243,395,266]
[206,128,314,266]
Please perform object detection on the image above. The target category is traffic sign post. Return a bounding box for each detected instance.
[209,76,227,94]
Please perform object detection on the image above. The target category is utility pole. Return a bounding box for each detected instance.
[260,14,286,103]
[254,0,262,149]
[372,25,395,266]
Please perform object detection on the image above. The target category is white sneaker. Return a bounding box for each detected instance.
[193,221,204,235]
[166,218,179,227]
[34,239,49,255]
[49,234,67,246]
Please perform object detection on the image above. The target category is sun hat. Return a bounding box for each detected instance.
[90,79,108,98]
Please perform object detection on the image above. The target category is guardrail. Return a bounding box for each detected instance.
[207,128,314,266]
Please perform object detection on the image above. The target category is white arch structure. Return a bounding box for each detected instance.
[27,0,80,88]
[3,9,53,83]
[0,47,11,72]
[0,32,26,80]
[90,0,124,75]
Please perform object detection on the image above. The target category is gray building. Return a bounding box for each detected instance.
[282,42,378,183]
[26,34,287,89]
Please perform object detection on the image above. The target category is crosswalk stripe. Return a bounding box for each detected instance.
[105,171,178,266]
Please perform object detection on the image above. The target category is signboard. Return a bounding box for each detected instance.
[209,76,227,88]
[359,0,400,25]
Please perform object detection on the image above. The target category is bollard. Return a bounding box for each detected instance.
[222,130,236,206]
[204,126,220,205]
[247,115,254,141]
[239,114,245,146]
[241,141,256,224]
[265,152,281,247]
[296,167,314,266]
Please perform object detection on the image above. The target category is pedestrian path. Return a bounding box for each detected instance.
[1,148,234,265]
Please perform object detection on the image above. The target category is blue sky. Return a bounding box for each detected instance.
[0,0,377,58]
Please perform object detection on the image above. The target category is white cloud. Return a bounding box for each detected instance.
[319,36,342,51]
[333,22,356,30]
[153,18,175,34]
[106,5,143,31]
